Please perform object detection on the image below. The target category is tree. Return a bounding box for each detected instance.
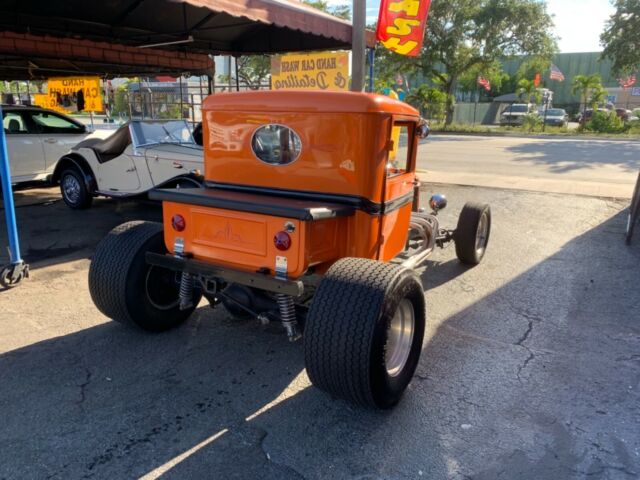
[405,85,448,121]
[457,60,510,95]
[302,0,350,20]
[572,74,603,115]
[590,85,608,110]
[231,56,271,90]
[374,0,557,124]
[517,79,541,104]
[601,0,640,74]
[227,0,350,90]
[516,56,552,83]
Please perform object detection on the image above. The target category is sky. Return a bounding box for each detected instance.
[340,0,616,54]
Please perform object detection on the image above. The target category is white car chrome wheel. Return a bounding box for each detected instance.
[62,173,82,204]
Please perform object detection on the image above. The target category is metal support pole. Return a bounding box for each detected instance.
[138,79,143,120]
[473,87,479,125]
[542,92,549,132]
[367,48,375,93]
[351,0,366,92]
[179,76,184,119]
[0,105,29,288]
[235,57,240,92]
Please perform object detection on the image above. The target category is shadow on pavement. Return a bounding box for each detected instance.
[506,140,640,174]
[1,213,639,478]
[0,193,161,271]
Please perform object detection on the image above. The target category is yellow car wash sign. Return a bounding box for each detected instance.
[44,77,103,113]
[271,52,349,91]
[32,94,67,114]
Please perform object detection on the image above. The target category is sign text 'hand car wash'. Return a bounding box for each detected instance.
[271,52,349,91]
[34,77,103,113]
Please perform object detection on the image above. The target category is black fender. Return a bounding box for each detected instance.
[156,174,204,190]
[52,154,98,193]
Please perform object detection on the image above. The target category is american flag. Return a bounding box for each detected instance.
[549,65,565,82]
[477,76,491,92]
[618,75,637,90]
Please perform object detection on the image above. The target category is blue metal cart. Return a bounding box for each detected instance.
[0,106,29,288]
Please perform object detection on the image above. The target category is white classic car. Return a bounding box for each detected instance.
[53,120,204,209]
[2,105,113,184]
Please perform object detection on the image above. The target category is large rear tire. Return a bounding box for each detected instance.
[89,221,200,332]
[455,202,491,265]
[304,258,426,409]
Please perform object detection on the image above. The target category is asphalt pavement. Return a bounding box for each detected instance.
[419,135,640,198]
[1,184,638,479]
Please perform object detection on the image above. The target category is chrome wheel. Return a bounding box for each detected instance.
[385,299,415,377]
[62,174,81,204]
[475,212,489,256]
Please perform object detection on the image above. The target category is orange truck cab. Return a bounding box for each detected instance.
[89,90,491,409]
[157,91,421,279]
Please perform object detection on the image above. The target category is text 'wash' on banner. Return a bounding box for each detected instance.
[376,0,432,57]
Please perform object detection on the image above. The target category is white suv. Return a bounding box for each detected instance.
[500,103,537,126]
[2,105,111,184]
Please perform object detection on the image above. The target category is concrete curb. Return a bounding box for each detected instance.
[430,130,640,142]
[416,169,634,200]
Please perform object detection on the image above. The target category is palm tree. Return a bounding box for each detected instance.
[590,86,608,110]
[572,74,603,117]
[517,79,541,104]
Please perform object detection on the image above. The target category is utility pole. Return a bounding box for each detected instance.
[351,0,366,92]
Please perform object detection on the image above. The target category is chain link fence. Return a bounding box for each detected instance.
[109,78,270,128]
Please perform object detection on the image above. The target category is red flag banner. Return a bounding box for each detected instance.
[618,75,637,90]
[478,76,491,92]
[376,0,432,57]
[534,73,541,87]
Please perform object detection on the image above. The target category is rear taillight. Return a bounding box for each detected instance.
[274,231,291,251]
[171,214,186,232]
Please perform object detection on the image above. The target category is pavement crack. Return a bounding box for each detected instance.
[573,465,637,477]
[258,428,307,479]
[615,354,640,363]
[76,368,92,405]
[515,320,534,346]
[460,397,483,409]
[516,349,535,382]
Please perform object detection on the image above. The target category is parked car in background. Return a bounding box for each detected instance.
[500,104,536,126]
[542,108,568,127]
[53,119,204,209]
[579,108,632,124]
[2,105,112,184]
[615,108,632,122]
[578,109,602,125]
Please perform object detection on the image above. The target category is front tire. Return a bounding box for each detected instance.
[304,258,426,409]
[455,202,491,265]
[88,221,200,332]
[60,168,92,209]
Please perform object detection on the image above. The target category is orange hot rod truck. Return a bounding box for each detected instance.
[89,91,491,409]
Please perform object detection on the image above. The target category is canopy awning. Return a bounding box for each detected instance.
[0,0,376,79]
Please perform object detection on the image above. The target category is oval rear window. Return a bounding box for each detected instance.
[251,124,301,165]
